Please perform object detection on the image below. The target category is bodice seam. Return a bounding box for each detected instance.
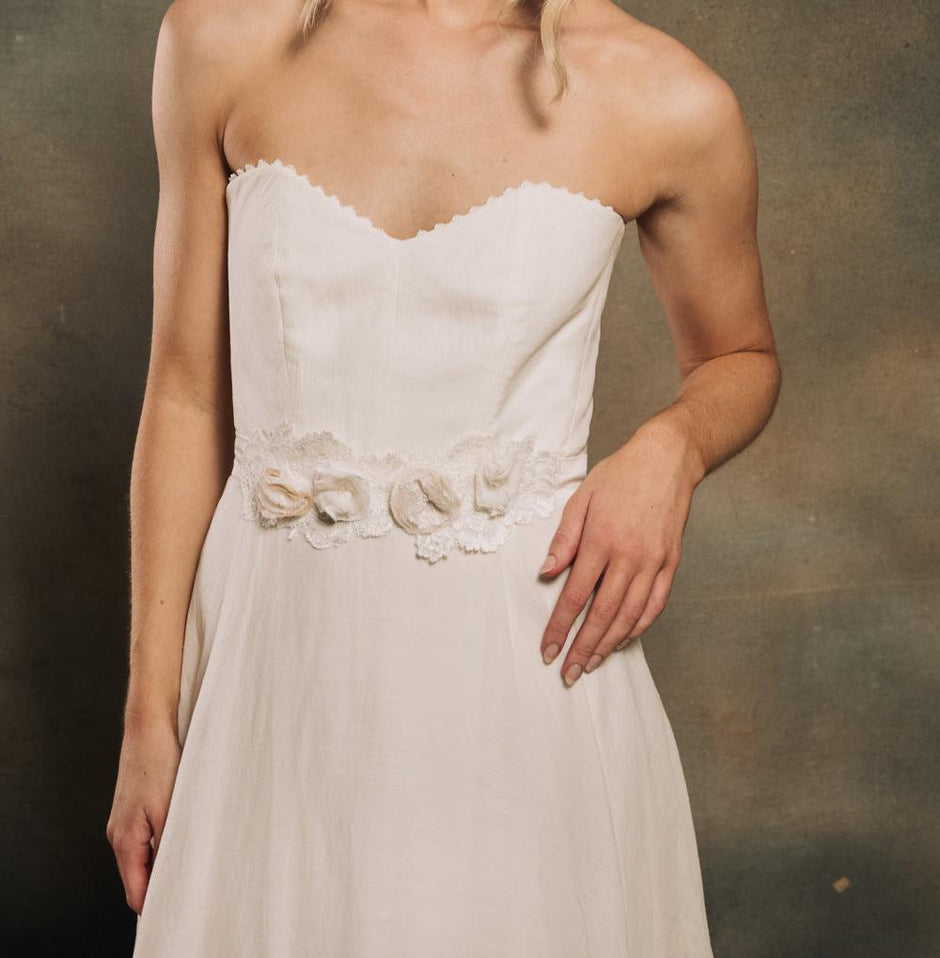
[383,247,404,446]
[564,244,620,459]
[272,169,293,409]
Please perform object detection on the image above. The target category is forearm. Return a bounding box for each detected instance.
[125,390,233,734]
[632,346,781,486]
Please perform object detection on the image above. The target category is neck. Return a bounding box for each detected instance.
[394,0,539,29]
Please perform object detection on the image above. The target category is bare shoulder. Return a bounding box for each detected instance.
[154,0,289,156]
[565,1,755,207]
[158,0,284,59]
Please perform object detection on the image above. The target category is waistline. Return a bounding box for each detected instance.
[231,419,586,563]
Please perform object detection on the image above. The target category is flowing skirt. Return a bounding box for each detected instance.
[132,473,713,957]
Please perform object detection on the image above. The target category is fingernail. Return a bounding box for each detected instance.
[563,663,582,687]
[615,638,630,651]
[585,653,603,673]
[543,643,560,665]
[539,554,556,576]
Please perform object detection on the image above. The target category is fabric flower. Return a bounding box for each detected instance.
[473,441,524,516]
[253,463,313,523]
[310,467,371,523]
[389,467,462,535]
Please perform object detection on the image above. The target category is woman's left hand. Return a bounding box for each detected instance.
[538,420,703,686]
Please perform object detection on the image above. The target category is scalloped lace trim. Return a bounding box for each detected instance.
[225,157,624,242]
[233,419,572,563]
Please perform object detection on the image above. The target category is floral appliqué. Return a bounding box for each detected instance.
[234,420,565,563]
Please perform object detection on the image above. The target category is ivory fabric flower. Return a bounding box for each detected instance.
[236,419,563,560]
[253,463,314,523]
[473,441,524,516]
[310,467,371,524]
[389,467,462,535]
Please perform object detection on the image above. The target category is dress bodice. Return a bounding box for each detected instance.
[224,158,626,561]
[227,157,624,455]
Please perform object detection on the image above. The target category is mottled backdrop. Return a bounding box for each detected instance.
[1,1,937,955]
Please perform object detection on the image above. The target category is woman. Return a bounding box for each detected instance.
[107,0,779,954]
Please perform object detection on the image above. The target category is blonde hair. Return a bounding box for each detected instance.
[298,0,573,99]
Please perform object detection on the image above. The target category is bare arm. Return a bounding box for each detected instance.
[125,3,234,735]
[631,65,780,480]
[539,62,781,684]
[108,0,234,913]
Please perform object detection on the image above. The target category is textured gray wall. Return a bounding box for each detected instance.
[1,1,937,955]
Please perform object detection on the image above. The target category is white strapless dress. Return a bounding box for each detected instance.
[132,158,713,957]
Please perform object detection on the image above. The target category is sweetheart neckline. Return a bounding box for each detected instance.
[226,157,627,244]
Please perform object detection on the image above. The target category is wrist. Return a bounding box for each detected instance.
[123,695,178,738]
[632,411,707,489]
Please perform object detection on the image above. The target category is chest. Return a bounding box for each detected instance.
[221,10,623,239]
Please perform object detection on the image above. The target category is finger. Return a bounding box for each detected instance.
[538,487,592,578]
[621,564,677,643]
[540,543,607,672]
[150,805,168,860]
[113,820,154,914]
[559,560,633,682]
[596,567,658,658]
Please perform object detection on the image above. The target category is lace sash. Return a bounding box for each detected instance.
[232,419,580,563]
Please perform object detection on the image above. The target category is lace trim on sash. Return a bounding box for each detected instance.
[233,419,570,563]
